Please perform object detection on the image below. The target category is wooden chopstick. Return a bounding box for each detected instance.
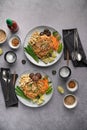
[66,50,69,66]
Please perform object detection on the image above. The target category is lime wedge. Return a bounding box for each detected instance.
[0,48,3,55]
[57,86,64,94]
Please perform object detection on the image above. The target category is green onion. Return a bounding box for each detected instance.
[15,86,31,101]
[57,43,63,53]
[46,86,53,94]
[57,35,61,40]
[24,44,39,63]
[53,31,58,37]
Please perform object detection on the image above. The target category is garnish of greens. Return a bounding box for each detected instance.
[15,74,53,103]
[53,31,59,37]
[53,31,61,40]
[24,44,39,63]
[53,31,63,53]
[46,86,53,94]
[24,30,63,64]
[57,43,63,53]
[15,86,53,101]
[15,86,31,101]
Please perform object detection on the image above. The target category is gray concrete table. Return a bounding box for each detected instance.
[0,0,87,130]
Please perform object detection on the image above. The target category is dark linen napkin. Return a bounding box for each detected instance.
[0,68,18,107]
[62,28,87,67]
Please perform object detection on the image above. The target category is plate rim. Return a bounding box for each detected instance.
[23,25,63,67]
[15,70,54,107]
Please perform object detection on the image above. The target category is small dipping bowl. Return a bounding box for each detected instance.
[0,29,7,44]
[8,35,21,49]
[59,66,71,79]
[63,94,77,109]
[4,51,17,64]
[66,79,79,92]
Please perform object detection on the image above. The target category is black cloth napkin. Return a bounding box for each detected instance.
[62,28,87,67]
[0,68,18,107]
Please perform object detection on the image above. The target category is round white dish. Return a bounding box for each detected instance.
[8,35,21,49]
[66,79,79,92]
[15,70,54,107]
[23,26,63,67]
[0,29,7,44]
[63,94,78,109]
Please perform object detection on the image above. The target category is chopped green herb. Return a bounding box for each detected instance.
[57,35,61,40]
[15,86,31,101]
[24,44,39,63]
[46,86,53,94]
[57,43,63,53]
[53,31,58,37]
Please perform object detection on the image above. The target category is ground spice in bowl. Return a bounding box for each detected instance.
[68,80,76,88]
[9,35,21,49]
[12,38,19,46]
[63,94,77,109]
[64,95,75,105]
[66,79,78,92]
[0,29,7,44]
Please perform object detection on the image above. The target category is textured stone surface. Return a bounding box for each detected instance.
[0,0,87,130]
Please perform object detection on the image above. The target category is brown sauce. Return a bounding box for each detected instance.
[12,38,19,46]
[68,81,76,88]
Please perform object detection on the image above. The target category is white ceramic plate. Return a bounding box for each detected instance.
[15,70,54,107]
[23,26,63,67]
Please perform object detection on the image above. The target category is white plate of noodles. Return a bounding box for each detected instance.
[15,70,53,107]
[23,26,63,67]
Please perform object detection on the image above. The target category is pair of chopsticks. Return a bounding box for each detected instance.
[13,71,16,86]
[66,31,70,66]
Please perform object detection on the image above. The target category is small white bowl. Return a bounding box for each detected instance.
[66,79,79,92]
[0,29,7,44]
[63,94,77,109]
[8,35,21,49]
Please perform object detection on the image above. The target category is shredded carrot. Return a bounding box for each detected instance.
[38,78,49,94]
[40,78,49,88]
[51,36,59,50]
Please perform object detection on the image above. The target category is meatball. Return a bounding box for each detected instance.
[32,75,39,82]
[29,73,34,79]
[43,29,51,36]
[35,73,42,79]
[40,32,44,36]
